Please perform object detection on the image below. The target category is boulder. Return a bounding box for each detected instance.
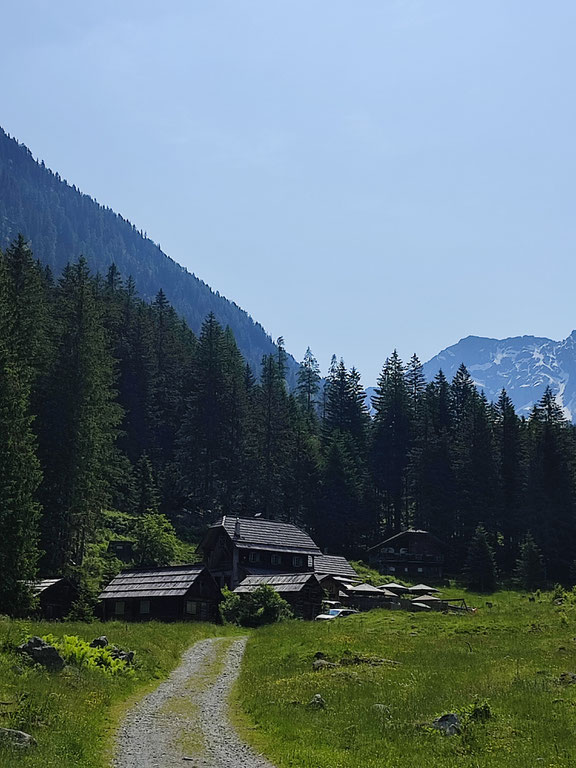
[89,636,108,648]
[0,727,37,748]
[432,713,461,736]
[17,637,64,671]
[307,693,326,709]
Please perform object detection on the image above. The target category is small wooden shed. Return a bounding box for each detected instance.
[31,578,78,619]
[98,565,222,622]
[234,572,324,620]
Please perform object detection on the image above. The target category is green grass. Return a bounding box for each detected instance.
[0,618,241,768]
[236,590,576,768]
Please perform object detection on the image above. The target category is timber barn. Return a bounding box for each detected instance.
[368,529,446,580]
[199,516,322,589]
[233,572,324,620]
[98,565,222,622]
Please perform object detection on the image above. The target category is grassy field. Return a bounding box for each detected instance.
[236,589,576,768]
[0,618,240,768]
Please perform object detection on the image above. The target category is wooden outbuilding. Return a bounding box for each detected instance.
[30,578,78,619]
[199,516,322,589]
[98,565,222,622]
[368,529,446,580]
[234,572,324,620]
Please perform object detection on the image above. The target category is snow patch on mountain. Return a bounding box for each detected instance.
[423,332,576,421]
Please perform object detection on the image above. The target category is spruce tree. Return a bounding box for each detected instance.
[40,258,123,571]
[463,525,498,592]
[297,347,321,420]
[0,251,42,614]
[515,532,545,590]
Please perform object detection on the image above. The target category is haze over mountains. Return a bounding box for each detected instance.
[0,127,297,381]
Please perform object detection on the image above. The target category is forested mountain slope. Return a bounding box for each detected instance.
[0,127,296,379]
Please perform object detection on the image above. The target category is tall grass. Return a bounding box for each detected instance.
[0,618,240,768]
[236,590,576,767]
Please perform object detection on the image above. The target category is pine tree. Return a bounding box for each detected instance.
[0,250,42,614]
[514,532,545,590]
[297,347,321,419]
[371,351,412,531]
[40,258,123,571]
[133,453,160,515]
[463,525,498,592]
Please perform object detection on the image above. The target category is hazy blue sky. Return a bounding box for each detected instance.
[3,1,576,383]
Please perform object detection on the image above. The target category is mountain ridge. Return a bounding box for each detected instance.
[0,126,298,381]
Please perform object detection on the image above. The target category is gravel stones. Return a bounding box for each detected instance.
[114,636,275,768]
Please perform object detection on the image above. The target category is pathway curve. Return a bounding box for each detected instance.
[114,636,275,768]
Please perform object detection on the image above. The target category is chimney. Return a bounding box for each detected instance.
[234,517,241,540]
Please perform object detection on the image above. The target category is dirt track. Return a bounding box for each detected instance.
[113,636,275,768]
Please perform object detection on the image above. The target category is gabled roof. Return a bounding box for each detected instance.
[98,565,208,600]
[30,578,69,594]
[203,516,322,556]
[314,555,359,580]
[234,572,321,594]
[368,529,446,552]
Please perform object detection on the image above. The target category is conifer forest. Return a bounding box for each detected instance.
[1,234,576,615]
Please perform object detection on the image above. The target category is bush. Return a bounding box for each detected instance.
[220,585,293,627]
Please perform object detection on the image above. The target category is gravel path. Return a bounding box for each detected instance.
[114,636,276,768]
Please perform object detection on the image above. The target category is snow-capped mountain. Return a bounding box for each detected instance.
[423,332,576,420]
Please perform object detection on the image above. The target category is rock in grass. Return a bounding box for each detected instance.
[0,727,37,748]
[559,672,576,685]
[432,713,461,735]
[313,659,337,671]
[17,637,64,671]
[89,636,108,648]
[308,693,327,709]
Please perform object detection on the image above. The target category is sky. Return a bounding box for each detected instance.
[3,1,576,383]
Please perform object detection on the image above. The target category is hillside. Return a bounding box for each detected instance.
[0,127,297,380]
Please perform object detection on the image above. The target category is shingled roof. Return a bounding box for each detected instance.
[234,572,321,594]
[314,555,359,580]
[98,565,207,600]
[206,516,322,555]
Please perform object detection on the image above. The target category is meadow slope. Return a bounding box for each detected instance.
[236,590,576,768]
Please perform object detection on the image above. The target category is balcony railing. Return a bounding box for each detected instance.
[376,552,444,563]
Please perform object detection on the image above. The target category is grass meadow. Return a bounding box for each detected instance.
[0,618,240,768]
[235,589,576,768]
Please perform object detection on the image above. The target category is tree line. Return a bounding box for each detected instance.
[0,236,575,614]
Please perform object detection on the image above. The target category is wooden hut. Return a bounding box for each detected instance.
[368,529,446,580]
[30,578,77,619]
[98,565,222,622]
[234,573,324,620]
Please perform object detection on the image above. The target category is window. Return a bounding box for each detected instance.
[139,600,150,614]
[186,601,197,615]
[271,554,282,565]
[248,551,261,563]
[417,567,423,574]
[388,566,396,572]
[114,601,125,616]
[292,555,303,567]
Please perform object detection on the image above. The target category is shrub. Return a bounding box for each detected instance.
[40,634,135,677]
[220,585,293,627]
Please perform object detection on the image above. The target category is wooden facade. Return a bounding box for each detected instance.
[368,529,446,580]
[234,573,325,620]
[199,516,322,589]
[31,578,77,619]
[98,565,222,622]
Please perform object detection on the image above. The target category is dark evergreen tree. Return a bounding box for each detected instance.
[40,258,123,571]
[297,347,321,420]
[514,532,545,590]
[463,524,498,592]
